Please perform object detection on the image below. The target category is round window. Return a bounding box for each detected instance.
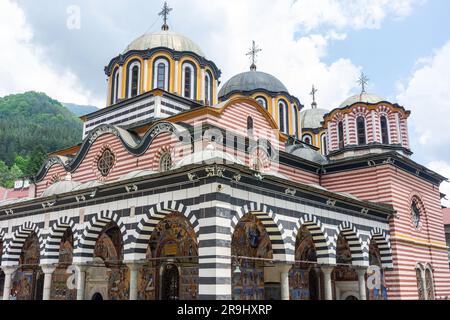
[97,148,115,177]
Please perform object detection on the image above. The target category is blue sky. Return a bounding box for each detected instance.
[1,0,450,203]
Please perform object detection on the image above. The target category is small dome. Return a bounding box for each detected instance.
[124,30,205,57]
[339,93,387,109]
[301,108,328,129]
[219,71,289,99]
[41,180,81,197]
[290,147,328,164]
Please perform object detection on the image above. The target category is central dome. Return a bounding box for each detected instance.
[218,71,289,99]
[124,30,205,57]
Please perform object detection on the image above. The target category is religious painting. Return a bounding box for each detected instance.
[367,239,388,300]
[108,265,130,300]
[19,233,40,266]
[289,227,317,300]
[333,235,357,282]
[94,223,123,264]
[51,229,76,300]
[179,266,198,300]
[137,263,156,300]
[231,214,272,300]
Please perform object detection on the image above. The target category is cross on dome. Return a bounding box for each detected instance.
[159,1,173,31]
[310,85,318,108]
[357,72,369,93]
[246,40,262,71]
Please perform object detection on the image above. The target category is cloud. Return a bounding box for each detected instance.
[427,161,450,207]
[0,0,103,106]
[397,40,450,162]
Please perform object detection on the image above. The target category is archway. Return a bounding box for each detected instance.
[92,292,104,300]
[332,234,358,300]
[231,213,273,300]
[138,212,198,300]
[367,238,388,300]
[11,233,43,300]
[50,228,76,300]
[290,226,320,300]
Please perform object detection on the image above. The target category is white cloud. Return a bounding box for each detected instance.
[0,0,103,106]
[397,41,450,161]
[428,161,450,207]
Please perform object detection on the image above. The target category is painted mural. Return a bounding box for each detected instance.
[333,235,357,282]
[11,233,43,300]
[51,229,76,300]
[290,227,318,300]
[368,239,388,300]
[231,214,273,300]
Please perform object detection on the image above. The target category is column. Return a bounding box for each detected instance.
[1,266,17,300]
[279,264,292,300]
[357,267,367,300]
[75,264,87,300]
[313,267,322,299]
[321,266,334,300]
[127,262,140,300]
[41,265,56,300]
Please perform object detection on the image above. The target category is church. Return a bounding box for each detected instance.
[0,3,449,300]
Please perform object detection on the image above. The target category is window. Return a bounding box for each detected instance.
[97,149,115,177]
[380,116,389,144]
[205,71,212,105]
[425,268,435,300]
[356,116,366,145]
[416,268,425,300]
[255,96,267,109]
[153,58,169,90]
[127,61,141,98]
[293,105,299,139]
[338,121,344,149]
[302,134,312,145]
[160,153,172,172]
[279,100,288,134]
[411,198,421,229]
[247,116,254,136]
[321,134,328,155]
[111,68,120,104]
[182,63,196,100]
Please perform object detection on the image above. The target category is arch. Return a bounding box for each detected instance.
[125,201,199,261]
[110,67,120,104]
[205,70,213,105]
[292,105,299,139]
[291,214,333,264]
[424,263,435,300]
[126,59,142,98]
[182,61,197,100]
[302,134,313,145]
[338,121,344,149]
[321,133,328,155]
[255,96,268,110]
[2,222,44,267]
[380,115,390,144]
[369,228,393,269]
[278,100,289,134]
[230,202,289,261]
[41,217,77,265]
[74,210,128,264]
[153,57,170,91]
[356,116,366,145]
[335,222,367,266]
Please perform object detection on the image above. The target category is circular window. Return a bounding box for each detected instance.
[411,198,421,229]
[97,148,115,177]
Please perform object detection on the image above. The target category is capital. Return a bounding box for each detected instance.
[321,265,335,274]
[0,266,17,275]
[41,265,57,274]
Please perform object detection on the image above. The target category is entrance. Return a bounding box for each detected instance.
[92,293,104,301]
[161,264,179,300]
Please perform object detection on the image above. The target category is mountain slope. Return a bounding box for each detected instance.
[0,91,83,167]
[63,102,98,116]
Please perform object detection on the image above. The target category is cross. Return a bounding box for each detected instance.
[246,40,262,71]
[310,85,318,104]
[159,1,173,31]
[357,72,369,93]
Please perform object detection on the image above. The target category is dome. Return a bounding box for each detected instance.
[124,30,205,57]
[301,108,328,129]
[219,71,289,99]
[290,147,328,164]
[339,93,387,109]
[41,180,81,198]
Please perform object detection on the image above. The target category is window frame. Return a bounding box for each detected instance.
[278,100,289,134]
[356,116,367,145]
[153,57,170,91]
[255,96,268,109]
[182,62,196,100]
[159,152,173,172]
[127,60,141,98]
[380,115,390,144]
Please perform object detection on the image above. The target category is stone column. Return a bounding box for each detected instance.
[313,267,322,299]
[321,266,334,300]
[41,265,56,300]
[75,264,87,301]
[1,266,17,300]
[127,262,141,301]
[279,264,292,300]
[357,267,367,300]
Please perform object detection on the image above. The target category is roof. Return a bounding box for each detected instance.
[301,107,328,129]
[218,70,289,99]
[443,208,450,225]
[124,30,205,57]
[339,92,388,109]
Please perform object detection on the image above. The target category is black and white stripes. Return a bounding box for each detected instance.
[2,222,44,266]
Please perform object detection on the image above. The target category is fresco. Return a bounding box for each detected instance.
[94,224,122,263]
[368,239,388,300]
[51,229,76,300]
[108,266,130,300]
[334,235,357,282]
[231,214,272,300]
[290,227,317,300]
[137,264,156,300]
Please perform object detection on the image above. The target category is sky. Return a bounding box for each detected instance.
[1,0,450,204]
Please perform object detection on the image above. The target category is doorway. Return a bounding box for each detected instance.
[161,264,179,300]
[92,292,104,301]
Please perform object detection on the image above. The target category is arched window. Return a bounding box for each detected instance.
[182,63,196,100]
[111,68,120,104]
[356,116,366,145]
[127,61,141,98]
[160,152,172,172]
[255,96,267,109]
[302,134,312,145]
[205,71,212,105]
[153,58,169,91]
[416,267,425,300]
[247,116,254,136]
[425,267,435,300]
[279,100,288,134]
[338,121,344,149]
[380,116,389,144]
[321,134,328,155]
[293,105,299,139]
[411,197,422,229]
